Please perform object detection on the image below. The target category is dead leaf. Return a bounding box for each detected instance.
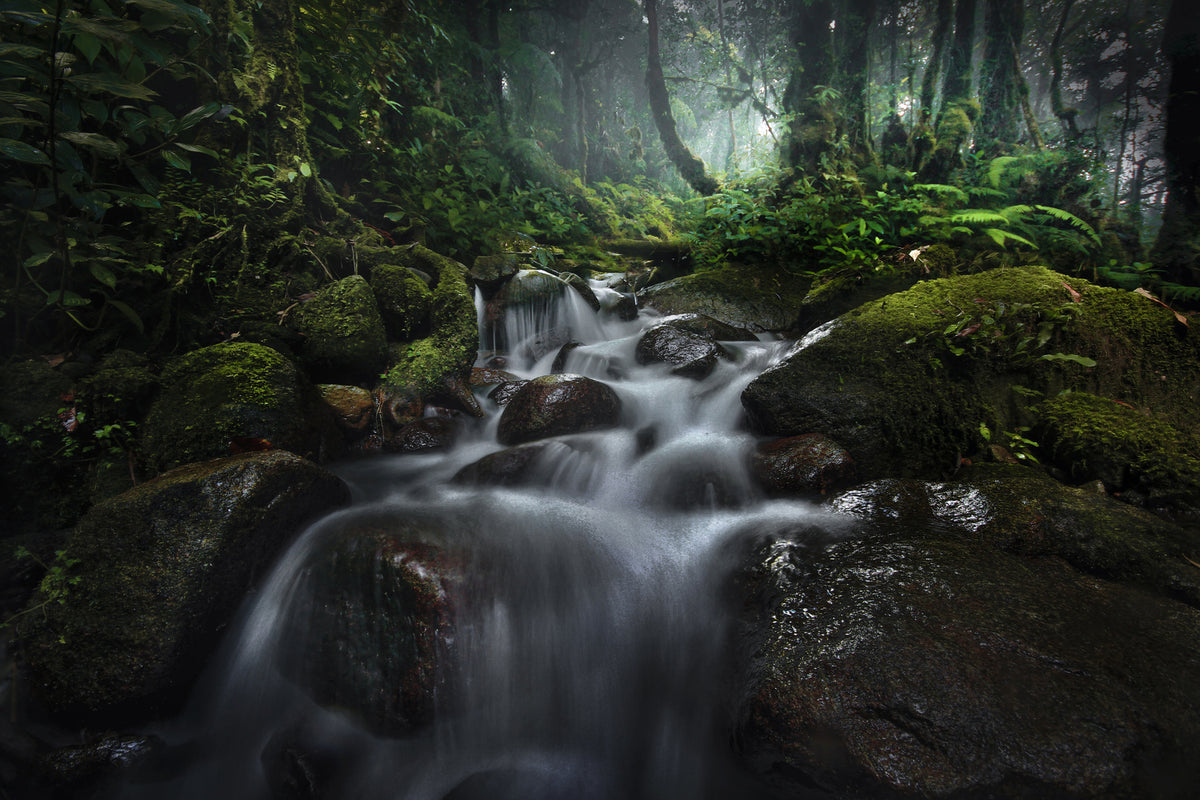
[41,353,67,368]
[1062,282,1082,303]
[229,437,273,454]
[1134,287,1189,327]
[955,322,982,338]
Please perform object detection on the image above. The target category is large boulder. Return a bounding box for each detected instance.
[637,263,809,333]
[370,263,433,342]
[731,467,1200,798]
[741,266,1200,513]
[291,275,389,384]
[140,342,335,472]
[496,374,622,446]
[16,451,350,721]
[284,514,466,737]
[635,324,729,379]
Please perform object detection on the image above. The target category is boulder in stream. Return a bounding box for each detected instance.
[15,451,351,721]
[637,263,809,333]
[496,374,621,446]
[731,464,1200,798]
[635,324,729,379]
[290,274,389,384]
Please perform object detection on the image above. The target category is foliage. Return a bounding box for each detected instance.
[0,0,228,346]
[2,546,80,633]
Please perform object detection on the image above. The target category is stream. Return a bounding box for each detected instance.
[119,270,840,800]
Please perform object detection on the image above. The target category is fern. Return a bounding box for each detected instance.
[913,183,968,205]
[948,209,1011,226]
[1032,205,1101,248]
[984,228,1035,249]
[985,155,1025,188]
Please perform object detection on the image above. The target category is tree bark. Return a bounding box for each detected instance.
[920,0,954,114]
[644,0,719,195]
[780,0,834,174]
[1049,0,1080,138]
[836,0,878,157]
[978,0,1024,147]
[1150,0,1200,287]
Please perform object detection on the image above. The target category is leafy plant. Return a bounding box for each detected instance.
[1,546,80,634]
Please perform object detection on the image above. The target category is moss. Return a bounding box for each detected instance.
[140,342,325,471]
[370,264,432,341]
[381,254,478,401]
[1036,392,1200,514]
[291,275,388,384]
[639,262,811,333]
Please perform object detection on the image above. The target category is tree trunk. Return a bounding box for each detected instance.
[644,0,719,195]
[978,0,1024,147]
[920,0,953,114]
[780,0,834,175]
[836,0,878,158]
[1150,0,1200,288]
[921,0,979,182]
[1049,0,1080,138]
[942,0,977,107]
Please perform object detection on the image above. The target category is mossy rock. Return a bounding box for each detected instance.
[371,263,433,341]
[141,342,334,472]
[291,275,388,384]
[637,263,810,333]
[797,243,961,334]
[381,251,478,409]
[1036,392,1200,517]
[15,451,350,720]
[742,266,1200,501]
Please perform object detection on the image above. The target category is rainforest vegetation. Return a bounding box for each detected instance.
[0,0,1197,523]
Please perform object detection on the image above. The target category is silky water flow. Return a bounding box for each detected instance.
[119,271,841,800]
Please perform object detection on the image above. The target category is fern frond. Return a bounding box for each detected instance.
[986,156,1023,188]
[913,184,968,204]
[984,228,1036,249]
[967,186,1010,201]
[1033,205,1101,247]
[948,209,1009,226]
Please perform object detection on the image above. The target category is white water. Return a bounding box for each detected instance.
[122,271,839,800]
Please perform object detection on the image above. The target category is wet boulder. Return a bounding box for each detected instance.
[286,514,468,736]
[655,312,757,342]
[635,324,729,379]
[38,733,165,798]
[370,263,432,341]
[496,374,622,446]
[732,481,1200,798]
[559,271,601,311]
[735,532,1200,799]
[452,442,555,487]
[387,416,460,453]
[751,433,856,497]
[16,451,351,720]
[291,275,389,384]
[637,263,809,333]
[141,342,337,472]
[470,252,523,288]
[487,380,529,406]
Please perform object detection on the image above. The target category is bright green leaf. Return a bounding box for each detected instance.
[162,148,191,171]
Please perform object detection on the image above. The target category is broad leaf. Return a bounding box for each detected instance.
[60,131,122,158]
[65,72,156,100]
[0,137,49,164]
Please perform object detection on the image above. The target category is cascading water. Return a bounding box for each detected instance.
[119,270,836,800]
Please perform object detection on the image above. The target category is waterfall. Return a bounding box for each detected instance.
[120,272,833,800]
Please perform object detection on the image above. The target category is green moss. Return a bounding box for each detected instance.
[370,264,433,341]
[141,342,323,471]
[1036,392,1200,512]
[291,275,388,383]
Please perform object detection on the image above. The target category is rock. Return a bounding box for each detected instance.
[1035,392,1200,518]
[470,252,523,287]
[487,380,528,406]
[560,271,601,311]
[470,366,520,387]
[655,312,757,341]
[285,515,467,736]
[38,733,165,796]
[16,451,350,720]
[381,250,479,411]
[751,433,856,497]
[484,269,569,359]
[731,483,1200,798]
[452,441,559,487]
[637,263,809,333]
[635,325,728,379]
[551,341,582,373]
[496,374,622,446]
[291,275,389,384]
[387,416,459,453]
[317,384,375,439]
[741,266,1200,511]
[140,342,337,472]
[370,263,432,341]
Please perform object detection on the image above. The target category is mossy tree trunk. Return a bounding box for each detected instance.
[919,0,953,115]
[644,0,719,195]
[780,0,834,176]
[978,0,1040,152]
[835,0,878,161]
[1150,0,1200,288]
[920,0,979,183]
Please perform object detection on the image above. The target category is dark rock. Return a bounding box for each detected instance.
[487,380,529,406]
[387,416,459,453]
[291,275,389,384]
[731,465,1200,797]
[560,271,601,311]
[496,374,621,446]
[658,313,757,341]
[551,341,582,373]
[16,451,350,721]
[141,342,336,471]
[470,253,523,287]
[38,732,165,795]
[635,325,729,379]
[751,433,856,497]
[610,292,638,321]
[470,366,520,387]
[286,515,467,736]
[452,441,557,487]
[637,263,809,333]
